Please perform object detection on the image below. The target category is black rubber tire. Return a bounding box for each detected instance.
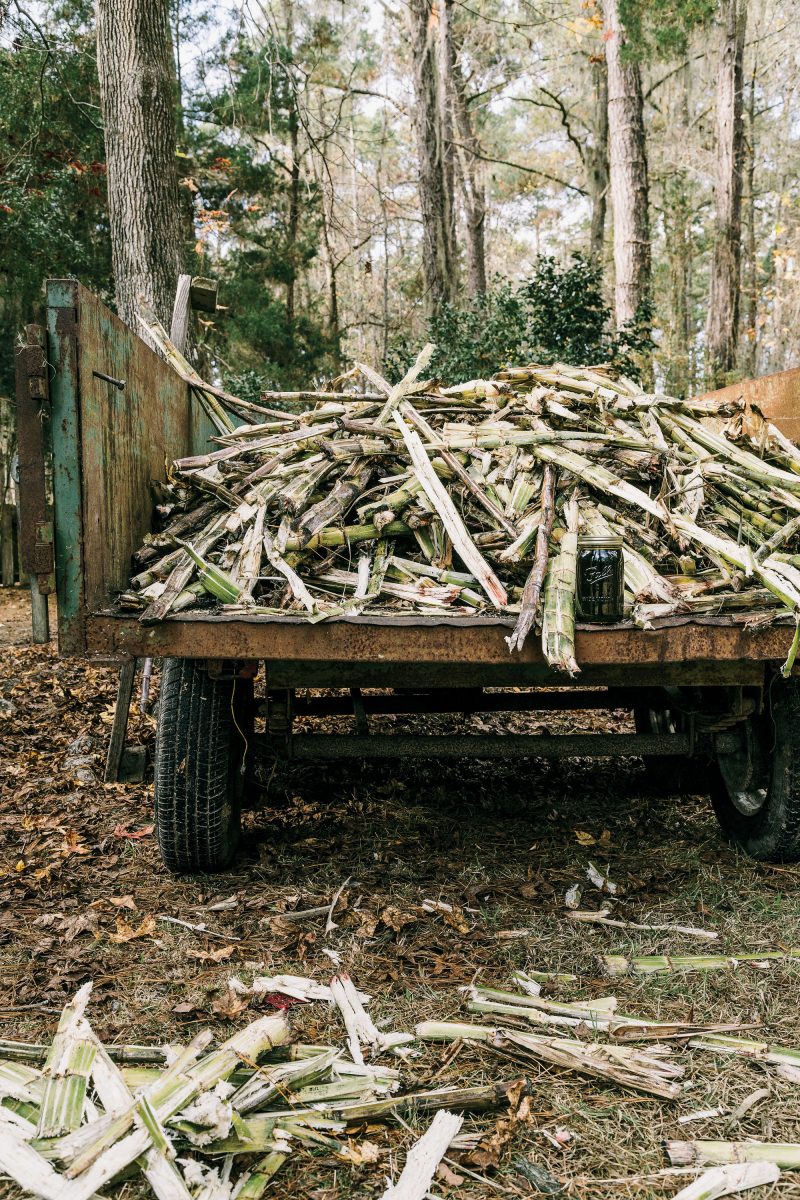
[709,673,800,861]
[154,658,253,873]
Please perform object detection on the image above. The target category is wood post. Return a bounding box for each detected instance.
[29,577,50,644]
[1,504,14,586]
[104,659,137,783]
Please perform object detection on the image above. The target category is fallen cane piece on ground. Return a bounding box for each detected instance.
[670,1162,780,1200]
[380,1110,463,1200]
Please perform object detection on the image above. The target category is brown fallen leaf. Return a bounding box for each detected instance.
[186,944,236,964]
[341,1139,381,1166]
[437,1161,465,1186]
[442,906,471,936]
[112,824,154,840]
[212,986,251,1017]
[33,913,63,928]
[108,913,156,944]
[380,904,419,933]
[61,911,101,944]
[464,1081,532,1170]
[90,895,137,911]
[343,908,379,939]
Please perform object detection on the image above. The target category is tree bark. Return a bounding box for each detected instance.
[587,56,609,261]
[409,0,457,315]
[706,0,746,386]
[663,176,693,397]
[603,0,650,329]
[441,0,486,294]
[96,0,184,330]
[287,105,300,330]
[742,60,757,378]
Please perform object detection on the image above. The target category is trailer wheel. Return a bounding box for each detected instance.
[709,673,800,861]
[154,659,253,873]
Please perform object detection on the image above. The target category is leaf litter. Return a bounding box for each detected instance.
[4,589,800,1196]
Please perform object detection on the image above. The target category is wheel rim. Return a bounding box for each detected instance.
[645,708,680,737]
[716,717,769,817]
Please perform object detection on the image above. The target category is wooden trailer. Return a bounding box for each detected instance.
[15,281,800,871]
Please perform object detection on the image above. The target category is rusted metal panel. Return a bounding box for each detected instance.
[700,367,800,443]
[73,285,197,614]
[47,281,221,652]
[15,326,54,593]
[85,612,789,680]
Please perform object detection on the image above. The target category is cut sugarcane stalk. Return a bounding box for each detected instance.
[671,1163,780,1199]
[36,984,96,1139]
[541,491,580,675]
[666,1141,800,1169]
[567,909,718,940]
[603,950,800,976]
[415,1021,496,1043]
[0,1110,65,1200]
[330,973,383,1065]
[230,1048,339,1115]
[487,1028,683,1099]
[380,1109,463,1200]
[506,463,557,652]
[393,413,507,607]
[687,1033,800,1067]
[234,1149,290,1199]
[331,1082,515,1121]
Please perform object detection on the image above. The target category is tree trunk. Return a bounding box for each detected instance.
[96,0,184,330]
[408,0,457,315]
[587,56,609,261]
[663,175,693,397]
[287,106,300,330]
[441,0,486,295]
[706,0,746,386]
[603,0,650,330]
[742,50,758,378]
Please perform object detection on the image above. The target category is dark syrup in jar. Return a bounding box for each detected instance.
[576,535,624,623]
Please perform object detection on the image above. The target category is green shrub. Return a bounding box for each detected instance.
[387,254,652,384]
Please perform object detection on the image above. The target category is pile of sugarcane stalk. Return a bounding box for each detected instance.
[120,332,800,675]
[3,972,798,1199]
[0,980,514,1200]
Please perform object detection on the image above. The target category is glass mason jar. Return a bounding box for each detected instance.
[576,535,624,623]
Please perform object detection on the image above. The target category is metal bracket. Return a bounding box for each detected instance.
[266,688,294,757]
[205,659,259,681]
[350,688,369,735]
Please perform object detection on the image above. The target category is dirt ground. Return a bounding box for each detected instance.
[1,584,799,1199]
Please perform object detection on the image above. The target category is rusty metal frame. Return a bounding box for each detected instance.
[257,730,739,761]
[85,613,789,689]
[285,687,684,718]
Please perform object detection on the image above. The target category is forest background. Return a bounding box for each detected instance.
[0,0,797,416]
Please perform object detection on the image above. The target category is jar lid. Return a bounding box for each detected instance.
[578,535,624,549]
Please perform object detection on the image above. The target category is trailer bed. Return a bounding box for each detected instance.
[19,278,796,688]
[82,610,791,688]
[20,279,800,870]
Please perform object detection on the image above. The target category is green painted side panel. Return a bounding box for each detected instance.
[47,280,84,654]
[46,280,222,656]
